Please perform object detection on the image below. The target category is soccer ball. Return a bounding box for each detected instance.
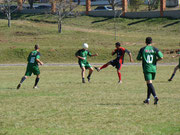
[83,43,88,49]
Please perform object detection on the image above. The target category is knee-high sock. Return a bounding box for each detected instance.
[147,83,157,98]
[100,64,108,70]
[117,71,121,81]
[147,84,151,99]
[169,73,175,80]
[20,76,26,84]
[34,77,40,86]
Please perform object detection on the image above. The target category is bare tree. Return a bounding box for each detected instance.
[108,0,121,10]
[0,0,19,27]
[129,0,144,12]
[52,0,79,33]
[147,0,159,11]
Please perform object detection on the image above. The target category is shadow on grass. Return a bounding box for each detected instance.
[0,13,57,24]
[163,20,180,28]
[128,18,150,26]
[0,87,16,90]
[97,103,140,106]
[91,17,112,24]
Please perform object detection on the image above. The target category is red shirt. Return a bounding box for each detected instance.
[112,47,130,63]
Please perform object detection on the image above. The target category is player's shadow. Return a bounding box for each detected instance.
[91,17,112,24]
[128,18,150,26]
[0,87,16,90]
[163,20,180,28]
[97,103,140,106]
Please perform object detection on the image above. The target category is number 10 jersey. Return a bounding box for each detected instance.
[137,46,163,73]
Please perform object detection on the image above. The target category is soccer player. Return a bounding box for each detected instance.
[75,43,98,83]
[168,51,180,81]
[17,44,43,89]
[95,42,133,83]
[137,37,163,105]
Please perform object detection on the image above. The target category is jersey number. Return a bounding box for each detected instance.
[30,57,35,63]
[146,55,153,63]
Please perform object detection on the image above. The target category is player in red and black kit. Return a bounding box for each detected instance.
[95,42,133,83]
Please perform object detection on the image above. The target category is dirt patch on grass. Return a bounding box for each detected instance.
[15,31,38,36]
[162,49,180,54]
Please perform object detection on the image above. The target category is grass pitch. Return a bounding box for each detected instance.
[0,65,180,135]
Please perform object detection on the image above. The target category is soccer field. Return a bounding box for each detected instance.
[0,65,180,135]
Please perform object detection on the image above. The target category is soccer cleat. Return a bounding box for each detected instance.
[143,99,149,104]
[154,97,159,105]
[94,67,100,72]
[168,79,172,81]
[17,84,21,89]
[118,80,122,84]
[82,79,85,83]
[33,86,39,89]
[87,77,90,82]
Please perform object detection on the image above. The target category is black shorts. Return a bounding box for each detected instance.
[109,59,122,70]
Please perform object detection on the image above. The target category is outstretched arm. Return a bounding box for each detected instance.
[36,59,43,65]
[172,54,180,58]
[91,53,98,57]
[128,52,134,62]
[157,57,163,62]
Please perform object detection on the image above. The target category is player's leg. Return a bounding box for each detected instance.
[144,73,158,104]
[33,66,41,88]
[78,62,86,83]
[17,76,28,89]
[145,73,158,105]
[17,65,32,89]
[168,65,179,81]
[117,63,122,83]
[81,67,86,83]
[33,74,40,89]
[87,67,93,82]
[95,61,111,72]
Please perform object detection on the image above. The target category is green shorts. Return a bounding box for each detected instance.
[25,64,40,76]
[78,61,92,69]
[144,72,156,81]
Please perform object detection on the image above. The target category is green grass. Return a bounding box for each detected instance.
[0,14,180,63]
[0,65,180,135]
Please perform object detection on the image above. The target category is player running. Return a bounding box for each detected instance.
[17,44,43,89]
[168,50,180,81]
[95,42,133,83]
[75,43,98,83]
[137,37,163,105]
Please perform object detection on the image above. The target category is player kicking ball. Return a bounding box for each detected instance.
[137,37,163,105]
[75,43,98,83]
[168,50,180,81]
[17,44,43,89]
[95,42,133,83]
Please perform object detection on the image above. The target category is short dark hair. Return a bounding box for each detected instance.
[115,42,121,46]
[34,44,39,50]
[146,37,152,45]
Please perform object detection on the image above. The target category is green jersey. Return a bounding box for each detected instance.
[75,49,92,63]
[27,50,41,66]
[137,46,163,73]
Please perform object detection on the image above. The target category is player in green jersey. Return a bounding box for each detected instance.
[168,50,180,81]
[75,43,98,83]
[137,37,163,105]
[17,45,43,89]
